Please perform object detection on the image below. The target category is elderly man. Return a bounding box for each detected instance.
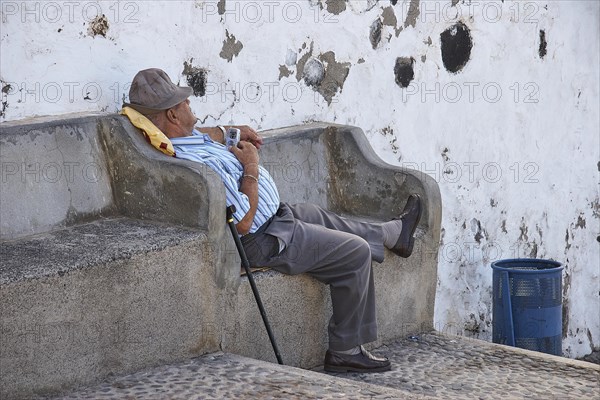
[123,68,422,373]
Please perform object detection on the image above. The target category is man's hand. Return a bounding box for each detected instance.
[229,140,259,167]
[233,125,263,149]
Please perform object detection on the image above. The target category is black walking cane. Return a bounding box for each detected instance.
[226,205,284,365]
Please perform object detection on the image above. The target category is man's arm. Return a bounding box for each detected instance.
[203,127,226,144]
[229,141,260,235]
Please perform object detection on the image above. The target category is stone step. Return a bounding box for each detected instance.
[45,333,599,400]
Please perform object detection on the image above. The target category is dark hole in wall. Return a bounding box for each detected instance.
[539,30,547,59]
[183,61,208,97]
[440,22,472,73]
[394,57,415,88]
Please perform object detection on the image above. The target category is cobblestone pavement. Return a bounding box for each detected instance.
[47,333,599,400]
[45,353,417,400]
[323,333,600,400]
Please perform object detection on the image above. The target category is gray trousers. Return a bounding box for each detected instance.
[241,203,385,351]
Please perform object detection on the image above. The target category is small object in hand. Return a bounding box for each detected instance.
[226,127,241,148]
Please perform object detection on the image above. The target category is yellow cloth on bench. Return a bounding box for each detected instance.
[120,107,176,157]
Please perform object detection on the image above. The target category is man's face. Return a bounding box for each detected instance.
[174,98,197,134]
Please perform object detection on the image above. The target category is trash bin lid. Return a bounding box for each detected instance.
[491,258,564,273]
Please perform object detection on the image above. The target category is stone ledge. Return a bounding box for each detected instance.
[0,218,205,285]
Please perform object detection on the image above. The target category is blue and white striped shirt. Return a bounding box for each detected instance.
[171,129,280,233]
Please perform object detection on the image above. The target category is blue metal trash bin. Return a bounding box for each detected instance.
[491,258,564,356]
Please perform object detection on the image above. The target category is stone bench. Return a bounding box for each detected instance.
[0,114,441,398]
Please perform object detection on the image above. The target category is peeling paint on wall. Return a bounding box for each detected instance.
[529,241,538,258]
[295,43,350,105]
[87,14,109,38]
[219,30,243,62]
[279,65,292,80]
[519,218,529,242]
[470,218,486,244]
[315,52,351,105]
[326,0,347,15]
[296,42,314,81]
[369,6,403,45]
[370,18,383,49]
[539,30,548,59]
[380,126,400,154]
[1,81,10,118]
[441,147,450,162]
[591,198,600,218]
[563,271,572,339]
[404,0,420,28]
[575,214,586,229]
[382,6,401,37]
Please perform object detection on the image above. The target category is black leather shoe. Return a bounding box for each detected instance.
[390,194,422,258]
[324,346,391,373]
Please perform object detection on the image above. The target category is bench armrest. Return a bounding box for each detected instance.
[261,122,442,240]
[99,116,226,233]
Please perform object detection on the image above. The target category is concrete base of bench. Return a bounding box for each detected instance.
[0,218,221,399]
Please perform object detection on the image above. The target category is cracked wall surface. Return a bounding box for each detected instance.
[1,0,598,359]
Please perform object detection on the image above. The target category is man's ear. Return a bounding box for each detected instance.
[165,107,177,124]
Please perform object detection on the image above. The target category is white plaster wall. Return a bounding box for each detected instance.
[1,0,598,358]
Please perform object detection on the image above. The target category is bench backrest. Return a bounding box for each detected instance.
[1,116,115,240]
[1,114,224,241]
[2,116,437,242]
